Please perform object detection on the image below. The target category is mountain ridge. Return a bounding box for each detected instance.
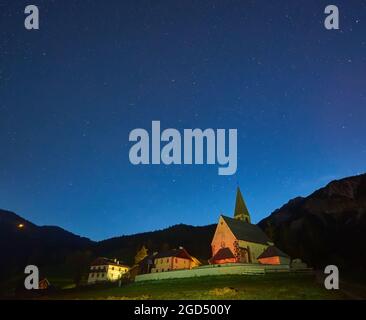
[258,173,366,270]
[1,172,366,286]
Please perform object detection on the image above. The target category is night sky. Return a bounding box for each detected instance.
[1,1,365,240]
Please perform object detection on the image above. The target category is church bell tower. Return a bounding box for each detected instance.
[234,187,251,223]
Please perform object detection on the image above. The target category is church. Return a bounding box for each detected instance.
[210,188,289,265]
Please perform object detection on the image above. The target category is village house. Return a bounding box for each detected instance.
[38,278,51,290]
[87,257,129,284]
[151,247,200,273]
[210,188,290,265]
[129,252,157,279]
[257,246,290,265]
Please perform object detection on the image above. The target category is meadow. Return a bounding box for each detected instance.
[40,273,346,300]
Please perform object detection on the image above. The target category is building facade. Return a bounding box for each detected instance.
[151,247,200,273]
[87,257,129,284]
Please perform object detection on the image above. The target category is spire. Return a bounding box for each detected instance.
[234,187,251,223]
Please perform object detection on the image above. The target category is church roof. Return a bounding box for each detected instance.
[257,246,289,259]
[221,215,271,245]
[211,247,235,261]
[234,187,250,219]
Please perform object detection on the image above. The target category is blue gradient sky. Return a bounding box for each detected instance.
[1,0,365,240]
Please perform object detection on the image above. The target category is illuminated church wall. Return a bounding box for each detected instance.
[211,216,237,258]
[237,240,268,263]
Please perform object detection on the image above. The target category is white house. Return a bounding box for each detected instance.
[87,257,129,284]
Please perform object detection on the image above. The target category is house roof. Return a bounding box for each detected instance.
[257,246,290,259]
[139,254,156,266]
[211,247,235,261]
[91,257,129,268]
[221,215,271,245]
[154,248,193,261]
[39,278,50,285]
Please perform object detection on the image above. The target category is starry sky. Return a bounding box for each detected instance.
[1,0,365,240]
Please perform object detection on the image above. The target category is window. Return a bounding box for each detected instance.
[175,258,178,263]
[166,258,169,263]
[112,267,114,270]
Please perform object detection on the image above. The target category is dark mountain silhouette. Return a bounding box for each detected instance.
[0,208,215,286]
[95,224,216,266]
[258,173,366,271]
[0,209,93,282]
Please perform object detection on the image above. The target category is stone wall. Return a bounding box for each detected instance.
[135,263,290,282]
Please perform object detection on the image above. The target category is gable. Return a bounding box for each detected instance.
[211,247,235,261]
[211,216,237,245]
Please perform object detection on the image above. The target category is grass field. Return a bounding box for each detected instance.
[40,273,347,300]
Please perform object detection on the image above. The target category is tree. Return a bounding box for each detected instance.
[134,245,148,265]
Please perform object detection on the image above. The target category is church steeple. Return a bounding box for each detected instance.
[234,187,251,223]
